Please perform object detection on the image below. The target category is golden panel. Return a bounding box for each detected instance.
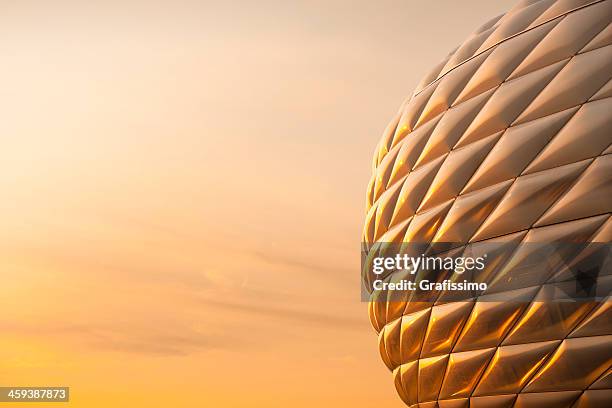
[502,301,595,344]
[569,299,612,338]
[382,316,403,368]
[417,133,501,212]
[455,59,566,149]
[513,390,581,408]
[455,19,557,104]
[432,180,511,244]
[390,157,445,226]
[473,340,559,395]
[400,308,431,363]
[590,367,612,389]
[462,107,577,193]
[438,348,495,399]
[418,354,450,402]
[388,117,442,186]
[453,289,534,352]
[510,0,612,78]
[524,335,612,392]
[420,301,474,358]
[471,159,590,242]
[572,389,612,408]
[524,98,612,174]
[470,394,517,408]
[424,89,495,162]
[416,51,493,129]
[536,154,612,226]
[438,398,469,408]
[514,44,612,124]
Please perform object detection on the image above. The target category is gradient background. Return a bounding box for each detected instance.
[0,1,515,406]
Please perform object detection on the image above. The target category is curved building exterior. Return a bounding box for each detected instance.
[362,0,612,407]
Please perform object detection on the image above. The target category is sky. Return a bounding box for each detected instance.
[0,1,515,406]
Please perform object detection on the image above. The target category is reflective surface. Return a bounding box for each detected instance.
[363,0,612,406]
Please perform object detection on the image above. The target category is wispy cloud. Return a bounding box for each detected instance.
[200,297,365,331]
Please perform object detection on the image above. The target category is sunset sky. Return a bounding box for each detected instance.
[0,1,515,406]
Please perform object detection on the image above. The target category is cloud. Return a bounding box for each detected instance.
[0,320,245,356]
[251,249,356,281]
[86,330,246,356]
[200,297,366,331]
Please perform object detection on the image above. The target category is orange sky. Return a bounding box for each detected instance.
[0,1,515,407]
